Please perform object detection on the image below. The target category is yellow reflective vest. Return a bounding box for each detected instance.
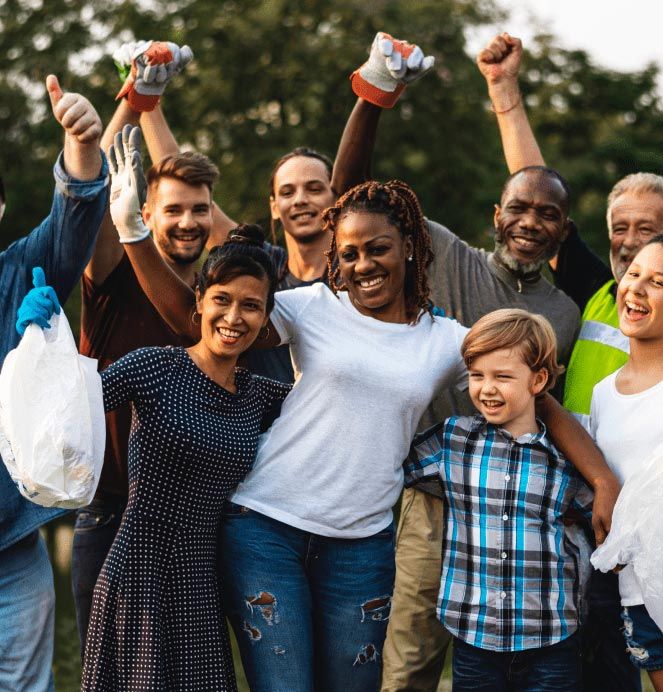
[563,280,630,427]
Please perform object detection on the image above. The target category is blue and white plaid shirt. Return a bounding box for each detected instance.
[405,414,593,652]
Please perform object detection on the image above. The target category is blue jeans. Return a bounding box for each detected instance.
[621,605,663,671]
[0,531,55,692]
[581,570,642,691]
[219,504,395,692]
[71,496,125,657]
[452,633,582,691]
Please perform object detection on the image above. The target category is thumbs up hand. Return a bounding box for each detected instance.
[46,74,102,144]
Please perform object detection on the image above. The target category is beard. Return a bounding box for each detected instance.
[155,231,207,265]
[610,249,632,283]
[493,231,560,276]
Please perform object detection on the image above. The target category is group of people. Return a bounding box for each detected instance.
[1,28,662,692]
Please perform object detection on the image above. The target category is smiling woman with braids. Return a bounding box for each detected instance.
[114,170,469,689]
[212,179,470,692]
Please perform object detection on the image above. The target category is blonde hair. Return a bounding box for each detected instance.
[461,309,564,393]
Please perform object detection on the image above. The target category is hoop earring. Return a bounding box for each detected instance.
[191,310,201,325]
[259,325,271,341]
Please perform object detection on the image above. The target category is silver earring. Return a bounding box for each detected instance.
[407,255,413,262]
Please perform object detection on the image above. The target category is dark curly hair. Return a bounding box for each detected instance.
[322,180,434,324]
[199,224,277,313]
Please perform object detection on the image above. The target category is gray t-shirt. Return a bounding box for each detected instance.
[419,220,581,495]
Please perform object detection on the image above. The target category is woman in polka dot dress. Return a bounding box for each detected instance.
[81,227,289,691]
[19,224,289,690]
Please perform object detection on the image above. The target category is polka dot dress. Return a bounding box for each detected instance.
[81,346,291,691]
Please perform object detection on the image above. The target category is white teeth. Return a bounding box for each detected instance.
[359,276,385,288]
[292,211,315,220]
[625,300,648,314]
[217,328,241,338]
[513,236,538,248]
[481,400,503,407]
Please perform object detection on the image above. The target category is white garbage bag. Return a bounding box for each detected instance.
[0,311,105,509]
[591,441,663,632]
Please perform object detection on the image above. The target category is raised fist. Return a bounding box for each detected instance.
[351,32,435,108]
[477,32,523,87]
[114,40,194,112]
[47,75,102,144]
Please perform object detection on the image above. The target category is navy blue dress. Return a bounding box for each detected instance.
[81,347,291,691]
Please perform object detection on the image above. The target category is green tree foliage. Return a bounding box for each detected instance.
[522,34,663,259]
[2,0,663,263]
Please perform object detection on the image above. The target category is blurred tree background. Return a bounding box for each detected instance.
[4,2,663,689]
[4,0,663,265]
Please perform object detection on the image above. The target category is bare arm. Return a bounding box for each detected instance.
[124,237,199,341]
[537,394,620,544]
[331,98,382,196]
[477,33,545,174]
[331,33,434,197]
[140,105,237,248]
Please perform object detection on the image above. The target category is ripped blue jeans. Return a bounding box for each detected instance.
[621,605,663,671]
[218,503,395,692]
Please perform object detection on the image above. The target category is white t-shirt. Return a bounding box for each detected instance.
[590,369,663,606]
[232,283,468,538]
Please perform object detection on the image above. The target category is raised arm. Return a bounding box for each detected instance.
[477,33,545,173]
[106,125,199,341]
[48,75,103,181]
[86,40,192,286]
[537,393,620,544]
[332,32,435,197]
[140,105,237,247]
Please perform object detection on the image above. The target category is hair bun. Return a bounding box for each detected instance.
[226,223,266,248]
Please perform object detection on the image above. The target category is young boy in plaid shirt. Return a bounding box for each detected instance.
[405,308,593,691]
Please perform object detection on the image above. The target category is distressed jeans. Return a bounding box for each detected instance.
[219,503,395,692]
[0,531,55,692]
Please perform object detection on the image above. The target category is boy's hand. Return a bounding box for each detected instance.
[16,267,61,336]
[591,475,621,545]
[47,75,102,144]
[114,40,193,112]
[351,32,435,108]
[108,125,150,243]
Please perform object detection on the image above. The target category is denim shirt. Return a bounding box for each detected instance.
[0,150,109,551]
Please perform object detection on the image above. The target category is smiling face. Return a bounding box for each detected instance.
[335,210,413,324]
[195,274,270,362]
[494,170,570,273]
[270,156,335,244]
[609,191,663,282]
[144,178,212,265]
[468,347,548,437]
[617,241,663,343]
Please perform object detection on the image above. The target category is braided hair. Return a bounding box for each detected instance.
[322,180,434,324]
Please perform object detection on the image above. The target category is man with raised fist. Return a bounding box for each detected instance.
[0,75,107,692]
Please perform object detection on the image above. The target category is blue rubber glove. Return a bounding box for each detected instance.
[16,267,61,336]
[430,304,446,318]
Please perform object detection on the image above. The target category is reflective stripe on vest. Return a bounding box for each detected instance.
[563,280,629,417]
[577,320,630,355]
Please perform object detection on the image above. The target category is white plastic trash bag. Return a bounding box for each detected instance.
[0,312,105,508]
[591,441,663,632]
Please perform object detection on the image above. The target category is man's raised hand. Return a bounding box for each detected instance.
[477,32,523,87]
[108,125,150,244]
[351,32,435,108]
[47,75,102,144]
[114,40,194,112]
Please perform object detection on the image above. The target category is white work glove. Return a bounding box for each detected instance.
[114,40,193,112]
[351,32,435,108]
[107,125,150,243]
